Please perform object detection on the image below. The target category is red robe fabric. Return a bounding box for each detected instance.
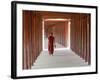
[48,36,55,54]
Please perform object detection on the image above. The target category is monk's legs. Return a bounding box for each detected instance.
[48,45,54,56]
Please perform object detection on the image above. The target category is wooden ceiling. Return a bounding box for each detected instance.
[39,11,72,19]
[44,21,66,27]
[36,11,89,27]
[38,11,70,27]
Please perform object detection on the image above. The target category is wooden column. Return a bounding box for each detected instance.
[70,13,91,64]
[23,11,32,69]
[23,11,42,69]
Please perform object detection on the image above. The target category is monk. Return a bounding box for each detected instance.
[48,33,55,56]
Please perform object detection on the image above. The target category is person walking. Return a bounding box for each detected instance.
[48,32,55,56]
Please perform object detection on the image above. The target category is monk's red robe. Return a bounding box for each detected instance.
[48,36,55,54]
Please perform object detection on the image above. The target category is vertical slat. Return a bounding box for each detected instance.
[70,13,90,64]
[23,11,32,69]
[23,11,43,69]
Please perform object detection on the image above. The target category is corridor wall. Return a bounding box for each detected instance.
[23,11,42,69]
[70,13,91,64]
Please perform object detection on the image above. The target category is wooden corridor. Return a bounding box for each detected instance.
[23,11,91,69]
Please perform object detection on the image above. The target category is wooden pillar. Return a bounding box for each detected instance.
[23,11,43,69]
[70,13,91,64]
[23,11,32,69]
[86,14,91,64]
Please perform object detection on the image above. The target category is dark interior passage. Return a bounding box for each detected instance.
[23,11,91,69]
